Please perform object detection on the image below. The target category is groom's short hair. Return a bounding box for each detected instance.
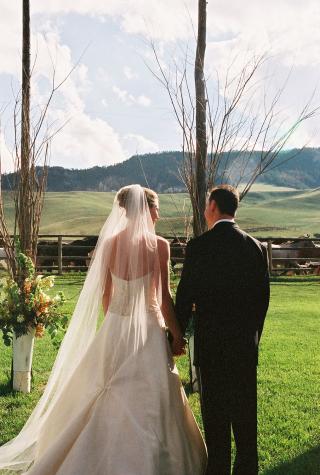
[208,185,239,216]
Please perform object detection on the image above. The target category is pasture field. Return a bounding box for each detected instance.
[2,184,320,238]
[0,275,319,474]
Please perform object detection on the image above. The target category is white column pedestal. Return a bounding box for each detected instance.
[12,328,36,393]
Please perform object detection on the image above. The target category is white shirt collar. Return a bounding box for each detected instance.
[212,218,235,229]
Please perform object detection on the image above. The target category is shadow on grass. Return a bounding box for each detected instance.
[263,445,320,475]
[0,365,34,397]
[270,276,320,283]
[182,382,194,398]
[0,377,13,396]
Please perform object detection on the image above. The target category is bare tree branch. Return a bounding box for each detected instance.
[150,37,318,235]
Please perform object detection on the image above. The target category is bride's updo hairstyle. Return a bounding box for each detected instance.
[117,186,158,214]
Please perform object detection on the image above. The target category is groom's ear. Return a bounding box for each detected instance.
[209,199,217,213]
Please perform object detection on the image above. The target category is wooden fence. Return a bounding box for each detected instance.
[167,236,320,275]
[2,234,319,275]
[264,237,320,275]
[36,234,94,273]
[34,234,320,275]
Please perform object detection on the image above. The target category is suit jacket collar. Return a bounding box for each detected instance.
[212,219,235,229]
[211,220,238,232]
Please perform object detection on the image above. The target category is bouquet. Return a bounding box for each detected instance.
[0,253,68,347]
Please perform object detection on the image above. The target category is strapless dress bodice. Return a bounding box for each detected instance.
[108,272,162,322]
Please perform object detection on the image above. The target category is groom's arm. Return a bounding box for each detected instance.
[175,240,196,336]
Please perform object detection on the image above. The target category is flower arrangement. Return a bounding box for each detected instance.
[0,253,68,347]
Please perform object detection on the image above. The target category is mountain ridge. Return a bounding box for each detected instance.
[2,148,320,192]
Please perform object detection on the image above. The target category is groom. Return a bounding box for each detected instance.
[175,185,270,475]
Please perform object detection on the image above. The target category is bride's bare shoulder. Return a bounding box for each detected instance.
[108,231,125,244]
[156,235,169,245]
[156,236,170,255]
[102,233,121,253]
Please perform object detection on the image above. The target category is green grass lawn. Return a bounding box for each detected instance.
[1,276,320,474]
[2,185,320,237]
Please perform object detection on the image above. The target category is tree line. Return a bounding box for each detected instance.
[2,148,320,192]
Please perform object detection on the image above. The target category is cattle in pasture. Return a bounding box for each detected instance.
[169,237,187,269]
[37,240,61,270]
[264,236,320,273]
[63,236,98,268]
[37,236,98,272]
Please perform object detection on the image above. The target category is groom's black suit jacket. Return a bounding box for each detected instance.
[176,222,270,367]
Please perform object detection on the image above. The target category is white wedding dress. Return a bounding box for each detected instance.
[23,272,206,475]
[0,185,207,474]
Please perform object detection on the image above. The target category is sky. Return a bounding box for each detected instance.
[0,0,320,171]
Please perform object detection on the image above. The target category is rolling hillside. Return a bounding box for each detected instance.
[2,185,319,237]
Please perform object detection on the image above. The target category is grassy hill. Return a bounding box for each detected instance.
[236,186,320,238]
[2,185,320,238]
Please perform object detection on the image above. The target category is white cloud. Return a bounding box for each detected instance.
[34,31,126,168]
[112,86,128,103]
[124,66,138,80]
[112,86,151,107]
[31,0,196,41]
[281,120,320,150]
[135,95,151,107]
[0,13,127,169]
[1,0,320,167]
[96,67,110,83]
[0,3,21,76]
[50,113,125,168]
[123,133,159,156]
[5,0,319,71]
[204,0,320,70]
[28,0,320,66]
[0,132,15,173]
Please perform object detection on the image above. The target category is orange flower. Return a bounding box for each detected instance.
[23,282,32,293]
[35,323,45,338]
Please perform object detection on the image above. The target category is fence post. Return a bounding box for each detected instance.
[267,240,273,274]
[58,235,63,275]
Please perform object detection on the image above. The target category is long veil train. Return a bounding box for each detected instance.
[0,185,161,472]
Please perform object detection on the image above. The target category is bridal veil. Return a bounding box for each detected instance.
[0,184,161,473]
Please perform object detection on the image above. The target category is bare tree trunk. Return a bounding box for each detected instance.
[0,0,74,392]
[20,0,31,260]
[194,0,207,236]
[12,0,32,393]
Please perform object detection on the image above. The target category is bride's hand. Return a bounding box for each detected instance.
[172,335,187,357]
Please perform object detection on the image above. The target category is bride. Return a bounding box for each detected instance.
[0,184,207,474]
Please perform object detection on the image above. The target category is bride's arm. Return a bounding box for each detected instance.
[102,268,113,315]
[158,238,186,355]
